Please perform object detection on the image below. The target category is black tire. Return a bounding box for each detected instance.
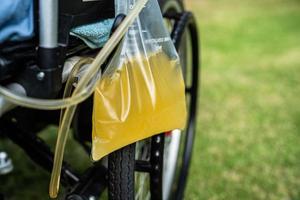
[108,1,200,200]
[108,144,136,200]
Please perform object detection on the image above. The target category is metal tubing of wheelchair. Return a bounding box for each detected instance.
[0,120,80,187]
[39,0,58,48]
[1,120,108,199]
[66,164,108,200]
[0,57,86,117]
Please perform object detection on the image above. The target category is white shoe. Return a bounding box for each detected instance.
[0,152,13,175]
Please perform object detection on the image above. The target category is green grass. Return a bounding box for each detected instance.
[1,0,300,199]
[0,127,92,200]
[186,0,300,199]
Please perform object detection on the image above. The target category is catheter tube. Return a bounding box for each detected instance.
[50,58,93,198]
[48,0,149,198]
[0,0,149,111]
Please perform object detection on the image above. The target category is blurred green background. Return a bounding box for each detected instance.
[186,0,300,199]
[1,0,300,199]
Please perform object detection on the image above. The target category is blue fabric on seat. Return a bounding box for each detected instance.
[0,0,34,43]
[70,19,114,49]
[0,0,113,48]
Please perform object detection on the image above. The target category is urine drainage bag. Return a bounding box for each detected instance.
[92,0,187,160]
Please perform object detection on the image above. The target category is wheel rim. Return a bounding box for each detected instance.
[163,129,182,200]
[161,2,198,200]
[134,2,199,200]
[163,25,194,200]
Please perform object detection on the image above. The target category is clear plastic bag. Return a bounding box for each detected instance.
[92,0,187,160]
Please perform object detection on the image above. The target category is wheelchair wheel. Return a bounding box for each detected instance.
[108,0,200,199]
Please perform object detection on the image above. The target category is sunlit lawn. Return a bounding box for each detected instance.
[186,0,300,199]
[1,0,300,199]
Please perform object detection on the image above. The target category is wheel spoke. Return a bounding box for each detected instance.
[135,160,151,172]
[185,87,192,93]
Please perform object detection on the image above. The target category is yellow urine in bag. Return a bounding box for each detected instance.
[92,51,187,161]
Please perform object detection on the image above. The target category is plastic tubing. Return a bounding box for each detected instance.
[49,58,93,198]
[59,58,94,123]
[48,0,149,198]
[0,0,149,111]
